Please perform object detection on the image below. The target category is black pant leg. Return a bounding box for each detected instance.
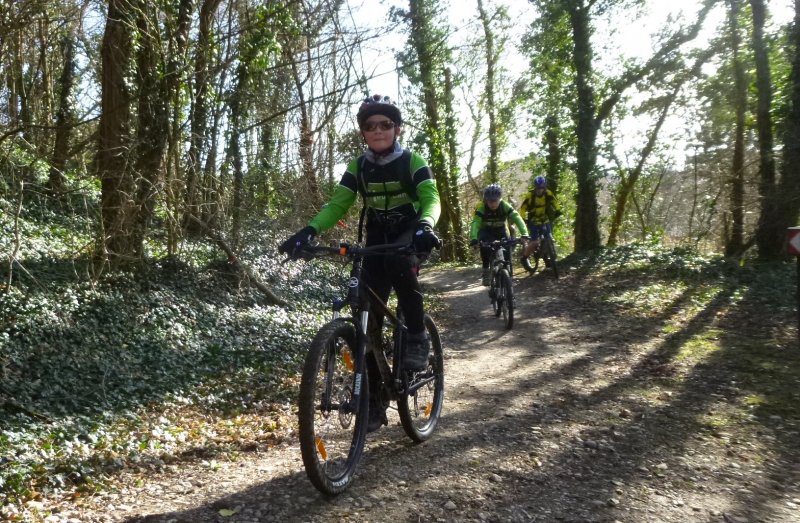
[478,229,506,268]
[362,256,393,393]
[383,254,425,334]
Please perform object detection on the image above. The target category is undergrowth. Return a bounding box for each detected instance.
[0,197,353,518]
[2,199,798,520]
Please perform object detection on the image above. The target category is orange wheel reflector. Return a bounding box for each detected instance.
[315,437,328,460]
[342,350,354,370]
[339,246,347,256]
[424,402,433,417]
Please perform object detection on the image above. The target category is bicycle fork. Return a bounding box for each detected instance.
[326,260,371,417]
[348,310,369,415]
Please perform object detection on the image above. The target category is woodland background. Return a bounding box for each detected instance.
[2,0,799,271]
[1,0,800,518]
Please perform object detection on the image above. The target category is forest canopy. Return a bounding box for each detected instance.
[1,0,799,276]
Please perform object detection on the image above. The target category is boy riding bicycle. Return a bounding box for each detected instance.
[279,94,441,432]
[469,184,529,285]
[520,175,561,264]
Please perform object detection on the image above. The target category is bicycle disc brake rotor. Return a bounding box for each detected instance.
[337,385,354,429]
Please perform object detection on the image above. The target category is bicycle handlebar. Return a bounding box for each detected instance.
[283,241,426,263]
[478,238,526,249]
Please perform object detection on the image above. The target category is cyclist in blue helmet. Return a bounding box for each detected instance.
[520,174,562,262]
[469,183,529,285]
[280,94,441,433]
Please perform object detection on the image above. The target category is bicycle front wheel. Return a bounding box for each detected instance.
[492,271,503,317]
[298,320,368,495]
[500,269,514,329]
[521,253,539,274]
[398,315,445,442]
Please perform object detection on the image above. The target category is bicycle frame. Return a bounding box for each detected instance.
[296,240,445,495]
[302,242,435,417]
[481,238,522,274]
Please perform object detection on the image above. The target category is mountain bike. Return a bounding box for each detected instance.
[481,238,523,329]
[292,242,445,495]
[521,223,559,279]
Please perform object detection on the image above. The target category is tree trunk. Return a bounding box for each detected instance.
[48,33,76,195]
[260,60,292,214]
[443,68,468,261]
[408,0,460,261]
[229,63,247,250]
[290,49,323,212]
[15,33,33,147]
[164,0,194,254]
[777,0,800,233]
[185,0,222,234]
[750,0,781,257]
[725,0,747,257]
[131,1,170,258]
[6,33,20,122]
[36,17,54,159]
[477,0,498,183]
[567,2,602,251]
[97,0,135,265]
[543,114,561,194]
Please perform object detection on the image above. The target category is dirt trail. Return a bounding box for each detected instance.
[67,265,800,523]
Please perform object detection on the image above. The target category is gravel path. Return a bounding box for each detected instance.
[61,265,800,523]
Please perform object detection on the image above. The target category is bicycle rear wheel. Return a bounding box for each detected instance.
[500,269,514,329]
[298,320,368,495]
[543,237,559,279]
[398,315,445,442]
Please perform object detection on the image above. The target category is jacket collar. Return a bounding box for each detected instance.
[364,141,403,166]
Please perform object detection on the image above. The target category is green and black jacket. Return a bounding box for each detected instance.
[308,148,440,237]
[469,200,528,240]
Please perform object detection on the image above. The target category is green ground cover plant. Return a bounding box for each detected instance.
[1,198,351,511]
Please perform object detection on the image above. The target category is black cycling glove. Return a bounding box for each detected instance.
[279,226,316,257]
[413,223,442,253]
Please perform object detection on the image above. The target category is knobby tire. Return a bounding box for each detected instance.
[521,252,538,274]
[501,269,514,329]
[398,315,445,442]
[492,270,503,318]
[298,320,368,495]
[543,237,559,279]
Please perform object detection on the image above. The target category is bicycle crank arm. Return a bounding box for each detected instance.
[405,373,436,395]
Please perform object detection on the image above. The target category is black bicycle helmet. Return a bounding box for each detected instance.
[357,94,402,127]
[483,183,502,200]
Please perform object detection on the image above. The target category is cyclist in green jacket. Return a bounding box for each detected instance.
[469,184,529,285]
[280,94,441,432]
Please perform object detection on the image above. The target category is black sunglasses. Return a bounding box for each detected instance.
[361,120,396,132]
